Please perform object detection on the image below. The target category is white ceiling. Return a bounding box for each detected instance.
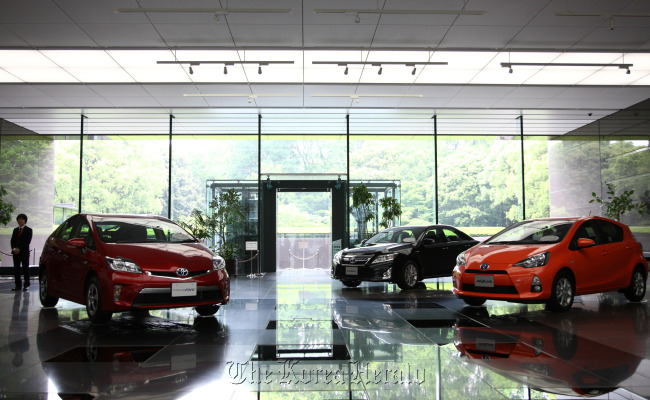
[1,0,650,136]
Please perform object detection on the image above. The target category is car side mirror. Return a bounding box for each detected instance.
[360,239,367,246]
[422,238,435,245]
[576,238,595,248]
[66,238,86,249]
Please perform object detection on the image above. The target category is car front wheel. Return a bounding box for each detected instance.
[396,261,419,290]
[195,304,220,316]
[624,267,646,302]
[547,272,574,312]
[86,276,112,324]
[39,271,59,307]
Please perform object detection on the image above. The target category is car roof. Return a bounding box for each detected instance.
[78,213,170,221]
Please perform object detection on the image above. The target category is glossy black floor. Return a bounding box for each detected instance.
[1,269,649,399]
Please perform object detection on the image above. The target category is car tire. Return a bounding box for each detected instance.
[624,267,646,302]
[546,271,574,312]
[396,261,419,290]
[341,280,362,288]
[86,276,112,324]
[195,304,220,316]
[462,296,487,306]
[39,271,59,308]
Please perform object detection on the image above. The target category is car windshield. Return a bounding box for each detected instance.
[364,227,426,245]
[94,217,197,244]
[486,220,575,245]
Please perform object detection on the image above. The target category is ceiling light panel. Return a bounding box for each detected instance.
[105,50,177,67]
[524,68,596,85]
[0,69,23,83]
[3,67,78,82]
[0,50,59,68]
[63,67,135,83]
[40,50,119,68]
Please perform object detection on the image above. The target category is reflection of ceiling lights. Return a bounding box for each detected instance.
[501,62,633,74]
[183,93,296,104]
[116,8,292,14]
[555,11,650,17]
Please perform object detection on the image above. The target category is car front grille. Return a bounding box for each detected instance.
[147,269,212,279]
[132,285,222,306]
[341,254,373,266]
[461,284,518,294]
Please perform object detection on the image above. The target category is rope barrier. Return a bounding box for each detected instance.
[289,249,320,261]
[237,252,259,263]
[0,248,35,257]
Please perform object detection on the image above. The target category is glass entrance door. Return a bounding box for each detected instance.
[276,191,332,270]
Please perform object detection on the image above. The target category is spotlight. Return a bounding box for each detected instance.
[223,66,228,74]
[411,67,416,75]
[626,68,631,74]
[355,98,360,103]
[378,66,382,75]
[258,65,262,74]
[509,67,513,74]
[354,13,360,23]
[344,66,348,75]
[609,17,615,30]
[248,96,252,103]
[189,66,194,75]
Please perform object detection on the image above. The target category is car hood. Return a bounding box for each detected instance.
[101,242,214,271]
[466,243,557,264]
[343,243,411,254]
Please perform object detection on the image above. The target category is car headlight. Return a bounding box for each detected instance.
[372,253,396,264]
[212,255,226,271]
[514,252,550,268]
[333,250,343,264]
[456,251,466,266]
[106,257,142,274]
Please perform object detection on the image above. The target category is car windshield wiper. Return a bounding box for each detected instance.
[174,239,198,243]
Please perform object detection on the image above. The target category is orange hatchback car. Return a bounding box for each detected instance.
[452,217,648,312]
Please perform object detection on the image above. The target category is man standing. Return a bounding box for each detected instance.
[11,214,32,291]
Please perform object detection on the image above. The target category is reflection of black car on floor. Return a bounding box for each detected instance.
[332,225,478,289]
[453,305,647,398]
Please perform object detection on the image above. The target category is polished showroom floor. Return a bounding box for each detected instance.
[1,269,649,399]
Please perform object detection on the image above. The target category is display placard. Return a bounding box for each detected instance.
[245,241,258,251]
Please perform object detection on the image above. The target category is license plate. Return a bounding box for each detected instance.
[346,267,358,276]
[475,275,494,288]
[172,282,197,297]
[476,338,495,353]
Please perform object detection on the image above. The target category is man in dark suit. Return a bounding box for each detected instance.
[11,214,33,291]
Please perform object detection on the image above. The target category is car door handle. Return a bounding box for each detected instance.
[601,251,609,256]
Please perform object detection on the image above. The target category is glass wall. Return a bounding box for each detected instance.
[437,135,523,237]
[1,106,648,267]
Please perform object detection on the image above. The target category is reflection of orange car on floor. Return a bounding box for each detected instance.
[453,305,647,397]
[452,217,648,311]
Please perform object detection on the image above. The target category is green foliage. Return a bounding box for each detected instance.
[0,185,16,225]
[379,196,402,228]
[351,183,375,238]
[590,183,645,221]
[178,209,214,241]
[210,188,246,259]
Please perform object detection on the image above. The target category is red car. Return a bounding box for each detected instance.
[452,216,648,311]
[39,214,230,323]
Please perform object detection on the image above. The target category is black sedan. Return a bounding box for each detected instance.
[332,225,479,290]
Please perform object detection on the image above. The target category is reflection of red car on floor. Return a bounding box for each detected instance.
[39,214,230,323]
[453,217,648,311]
[453,306,647,397]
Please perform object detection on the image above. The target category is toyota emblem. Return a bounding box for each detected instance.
[349,257,356,264]
[176,268,189,277]
[480,263,490,270]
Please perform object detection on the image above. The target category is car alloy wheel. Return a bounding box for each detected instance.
[397,261,419,290]
[86,276,112,323]
[547,272,574,312]
[39,272,59,307]
[625,268,646,302]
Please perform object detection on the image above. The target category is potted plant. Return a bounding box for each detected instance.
[210,188,246,277]
[0,185,15,268]
[379,196,402,229]
[351,183,375,243]
[590,183,645,221]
